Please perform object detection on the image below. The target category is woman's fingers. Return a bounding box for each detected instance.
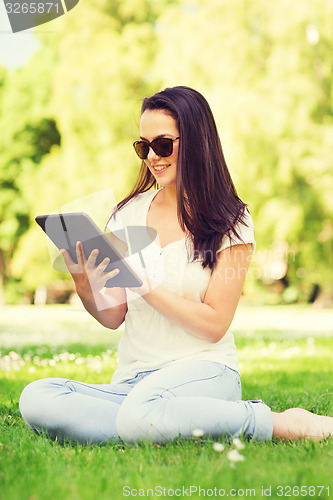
[76,241,87,267]
[98,257,110,272]
[64,241,120,289]
[95,268,120,290]
[93,264,120,285]
[86,267,120,292]
[61,248,76,271]
[104,268,120,281]
[86,251,115,276]
[86,248,100,269]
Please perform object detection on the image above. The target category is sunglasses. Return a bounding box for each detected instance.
[133,137,180,160]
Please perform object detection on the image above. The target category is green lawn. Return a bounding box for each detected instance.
[1,304,333,500]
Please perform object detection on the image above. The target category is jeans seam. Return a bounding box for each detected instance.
[227,375,241,401]
[159,367,229,397]
[64,380,129,397]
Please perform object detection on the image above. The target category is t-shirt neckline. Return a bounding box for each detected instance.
[145,188,187,250]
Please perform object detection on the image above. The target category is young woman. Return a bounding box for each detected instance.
[19,86,333,444]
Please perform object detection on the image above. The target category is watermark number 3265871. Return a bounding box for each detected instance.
[3,0,80,33]
[6,3,60,14]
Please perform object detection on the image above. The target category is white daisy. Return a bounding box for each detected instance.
[227,449,245,463]
[192,428,204,438]
[232,438,245,450]
[213,442,225,452]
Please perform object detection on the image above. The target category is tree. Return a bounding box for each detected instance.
[2,0,333,305]
[148,0,333,304]
[4,0,164,301]
[0,41,60,302]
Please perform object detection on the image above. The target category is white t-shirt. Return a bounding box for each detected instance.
[107,188,255,384]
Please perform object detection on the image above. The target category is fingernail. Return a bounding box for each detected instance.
[114,269,120,274]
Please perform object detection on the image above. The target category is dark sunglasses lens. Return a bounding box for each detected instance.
[134,138,174,159]
[152,138,173,157]
[134,142,149,159]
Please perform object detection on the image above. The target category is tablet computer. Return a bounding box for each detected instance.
[35,212,143,288]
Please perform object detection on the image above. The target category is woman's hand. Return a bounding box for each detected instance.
[61,242,120,297]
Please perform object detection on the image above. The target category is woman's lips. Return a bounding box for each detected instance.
[152,164,171,174]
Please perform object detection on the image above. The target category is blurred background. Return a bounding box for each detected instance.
[0,0,332,308]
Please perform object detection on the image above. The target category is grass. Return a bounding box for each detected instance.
[1,304,333,500]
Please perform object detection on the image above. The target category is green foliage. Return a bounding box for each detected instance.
[0,0,332,303]
[150,0,333,304]
[0,41,60,301]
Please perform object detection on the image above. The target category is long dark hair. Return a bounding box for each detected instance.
[109,86,249,271]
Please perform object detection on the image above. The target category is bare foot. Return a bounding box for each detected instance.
[272,408,333,441]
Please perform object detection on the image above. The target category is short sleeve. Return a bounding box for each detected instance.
[217,210,256,255]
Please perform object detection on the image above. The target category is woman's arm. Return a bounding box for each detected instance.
[78,286,127,330]
[61,242,127,330]
[131,243,253,343]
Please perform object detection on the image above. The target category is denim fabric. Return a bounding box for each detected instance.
[19,360,273,445]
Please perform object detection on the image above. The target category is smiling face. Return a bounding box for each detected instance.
[140,109,180,189]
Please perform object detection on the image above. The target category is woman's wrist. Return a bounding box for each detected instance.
[75,282,98,310]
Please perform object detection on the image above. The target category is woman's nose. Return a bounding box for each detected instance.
[147,146,160,161]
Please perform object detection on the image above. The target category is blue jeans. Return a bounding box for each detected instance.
[19,360,273,445]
